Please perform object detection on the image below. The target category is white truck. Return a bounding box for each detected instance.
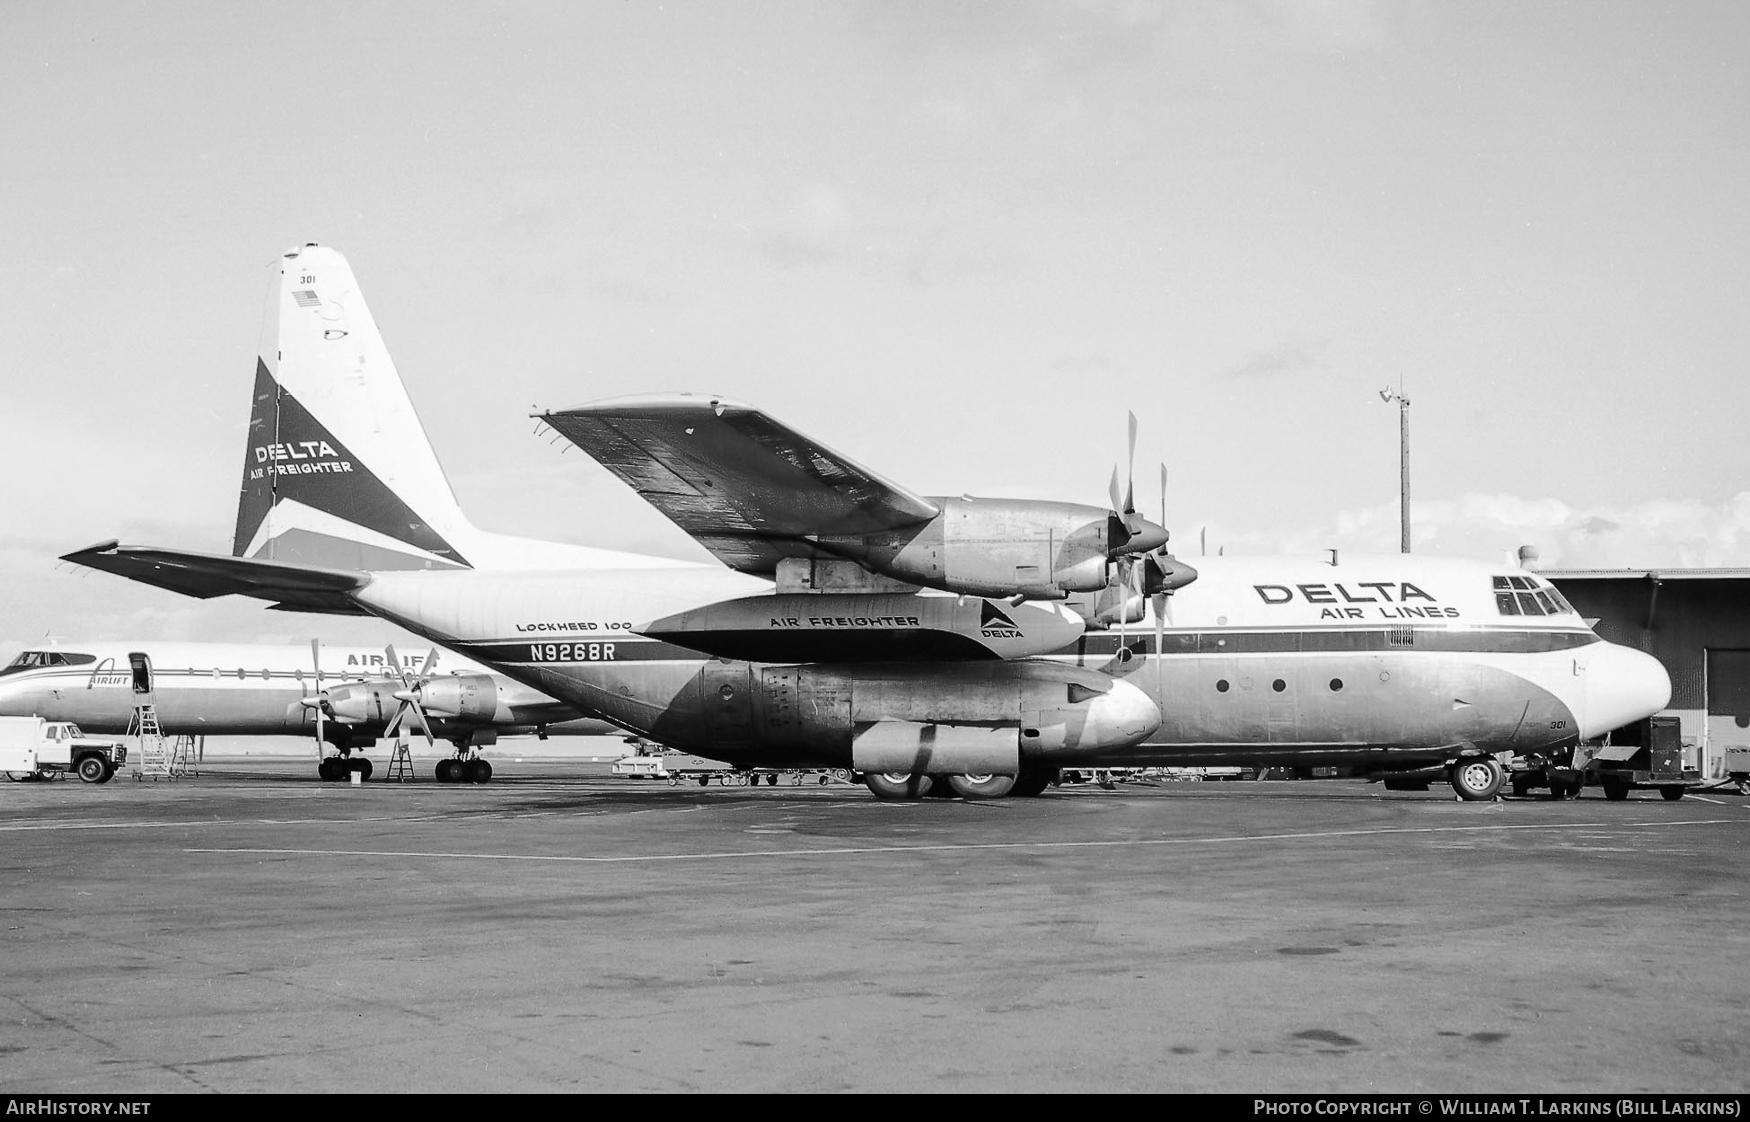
[0,716,128,784]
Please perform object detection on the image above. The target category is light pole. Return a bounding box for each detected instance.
[1378,384,1410,553]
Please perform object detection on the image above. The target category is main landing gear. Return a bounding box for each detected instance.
[317,754,373,782]
[860,763,1059,802]
[435,754,493,784]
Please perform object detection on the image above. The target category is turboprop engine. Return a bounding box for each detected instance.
[812,497,1167,600]
[650,659,1161,776]
[321,673,503,725]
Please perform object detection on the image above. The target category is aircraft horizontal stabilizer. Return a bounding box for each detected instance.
[60,540,370,614]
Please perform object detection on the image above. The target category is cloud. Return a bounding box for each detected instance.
[1199,492,1750,568]
[1221,335,1328,379]
[755,183,855,265]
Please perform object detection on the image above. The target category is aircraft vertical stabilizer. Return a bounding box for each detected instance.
[233,244,480,571]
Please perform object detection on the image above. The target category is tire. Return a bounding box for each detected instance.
[353,757,374,780]
[765,773,778,786]
[4,771,36,782]
[946,773,1017,800]
[1603,779,1630,801]
[94,762,116,785]
[1449,756,1504,801]
[465,758,493,784]
[76,755,108,784]
[1660,786,1685,802]
[698,775,710,787]
[1010,764,1058,798]
[436,759,463,783]
[862,771,933,800]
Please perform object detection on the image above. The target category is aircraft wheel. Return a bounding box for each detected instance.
[1660,786,1686,801]
[465,758,493,784]
[353,757,374,781]
[1603,779,1630,801]
[435,759,463,783]
[76,756,108,784]
[946,773,1016,800]
[1449,757,1504,801]
[1010,764,1058,798]
[863,771,932,800]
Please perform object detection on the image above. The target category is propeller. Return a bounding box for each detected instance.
[1106,412,1169,558]
[380,644,439,749]
[299,638,334,759]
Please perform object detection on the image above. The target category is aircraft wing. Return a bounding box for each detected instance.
[538,395,939,574]
[61,540,370,614]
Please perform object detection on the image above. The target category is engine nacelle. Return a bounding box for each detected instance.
[413,674,504,722]
[817,497,1129,599]
[321,678,403,724]
[653,659,1161,770]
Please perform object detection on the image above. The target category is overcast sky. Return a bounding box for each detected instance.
[2,1,1747,654]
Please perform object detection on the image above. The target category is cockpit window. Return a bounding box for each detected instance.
[1,650,98,677]
[1492,576,1575,618]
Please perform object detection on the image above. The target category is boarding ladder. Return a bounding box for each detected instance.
[385,736,416,782]
[129,703,172,780]
[169,734,199,778]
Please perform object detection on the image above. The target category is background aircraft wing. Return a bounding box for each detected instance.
[538,395,939,574]
[61,541,370,614]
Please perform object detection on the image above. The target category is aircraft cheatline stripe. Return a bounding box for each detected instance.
[458,626,1601,666]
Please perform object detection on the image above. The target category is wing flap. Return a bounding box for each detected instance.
[539,395,939,573]
[61,540,370,614]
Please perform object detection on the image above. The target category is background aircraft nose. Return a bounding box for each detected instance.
[1093,678,1162,745]
[1580,643,1672,740]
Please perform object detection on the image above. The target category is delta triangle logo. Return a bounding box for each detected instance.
[979,600,1023,639]
[232,358,468,565]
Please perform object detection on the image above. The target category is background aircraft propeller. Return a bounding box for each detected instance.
[380,645,439,749]
[299,637,334,758]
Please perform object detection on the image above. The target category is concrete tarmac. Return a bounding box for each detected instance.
[1,762,1746,1094]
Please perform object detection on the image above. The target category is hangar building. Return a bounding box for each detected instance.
[1545,568,1750,779]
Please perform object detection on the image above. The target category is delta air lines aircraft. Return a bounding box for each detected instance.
[63,244,1670,801]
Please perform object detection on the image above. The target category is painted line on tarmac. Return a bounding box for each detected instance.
[188,817,1741,865]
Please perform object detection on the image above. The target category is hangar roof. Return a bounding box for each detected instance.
[1542,568,1750,581]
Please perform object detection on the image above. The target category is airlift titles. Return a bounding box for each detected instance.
[1254,580,1463,621]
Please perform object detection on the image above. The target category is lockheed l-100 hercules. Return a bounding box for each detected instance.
[64,244,1669,801]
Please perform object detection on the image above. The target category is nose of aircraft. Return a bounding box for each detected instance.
[1580,643,1672,740]
[1091,677,1163,747]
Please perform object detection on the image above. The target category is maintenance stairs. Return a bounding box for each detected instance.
[128,704,190,781]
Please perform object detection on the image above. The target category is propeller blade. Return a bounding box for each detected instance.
[309,638,325,758]
[384,645,408,687]
[419,648,439,677]
[1153,591,1166,699]
[1108,466,1122,514]
[407,699,437,748]
[1124,411,1138,515]
[1160,463,1168,528]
